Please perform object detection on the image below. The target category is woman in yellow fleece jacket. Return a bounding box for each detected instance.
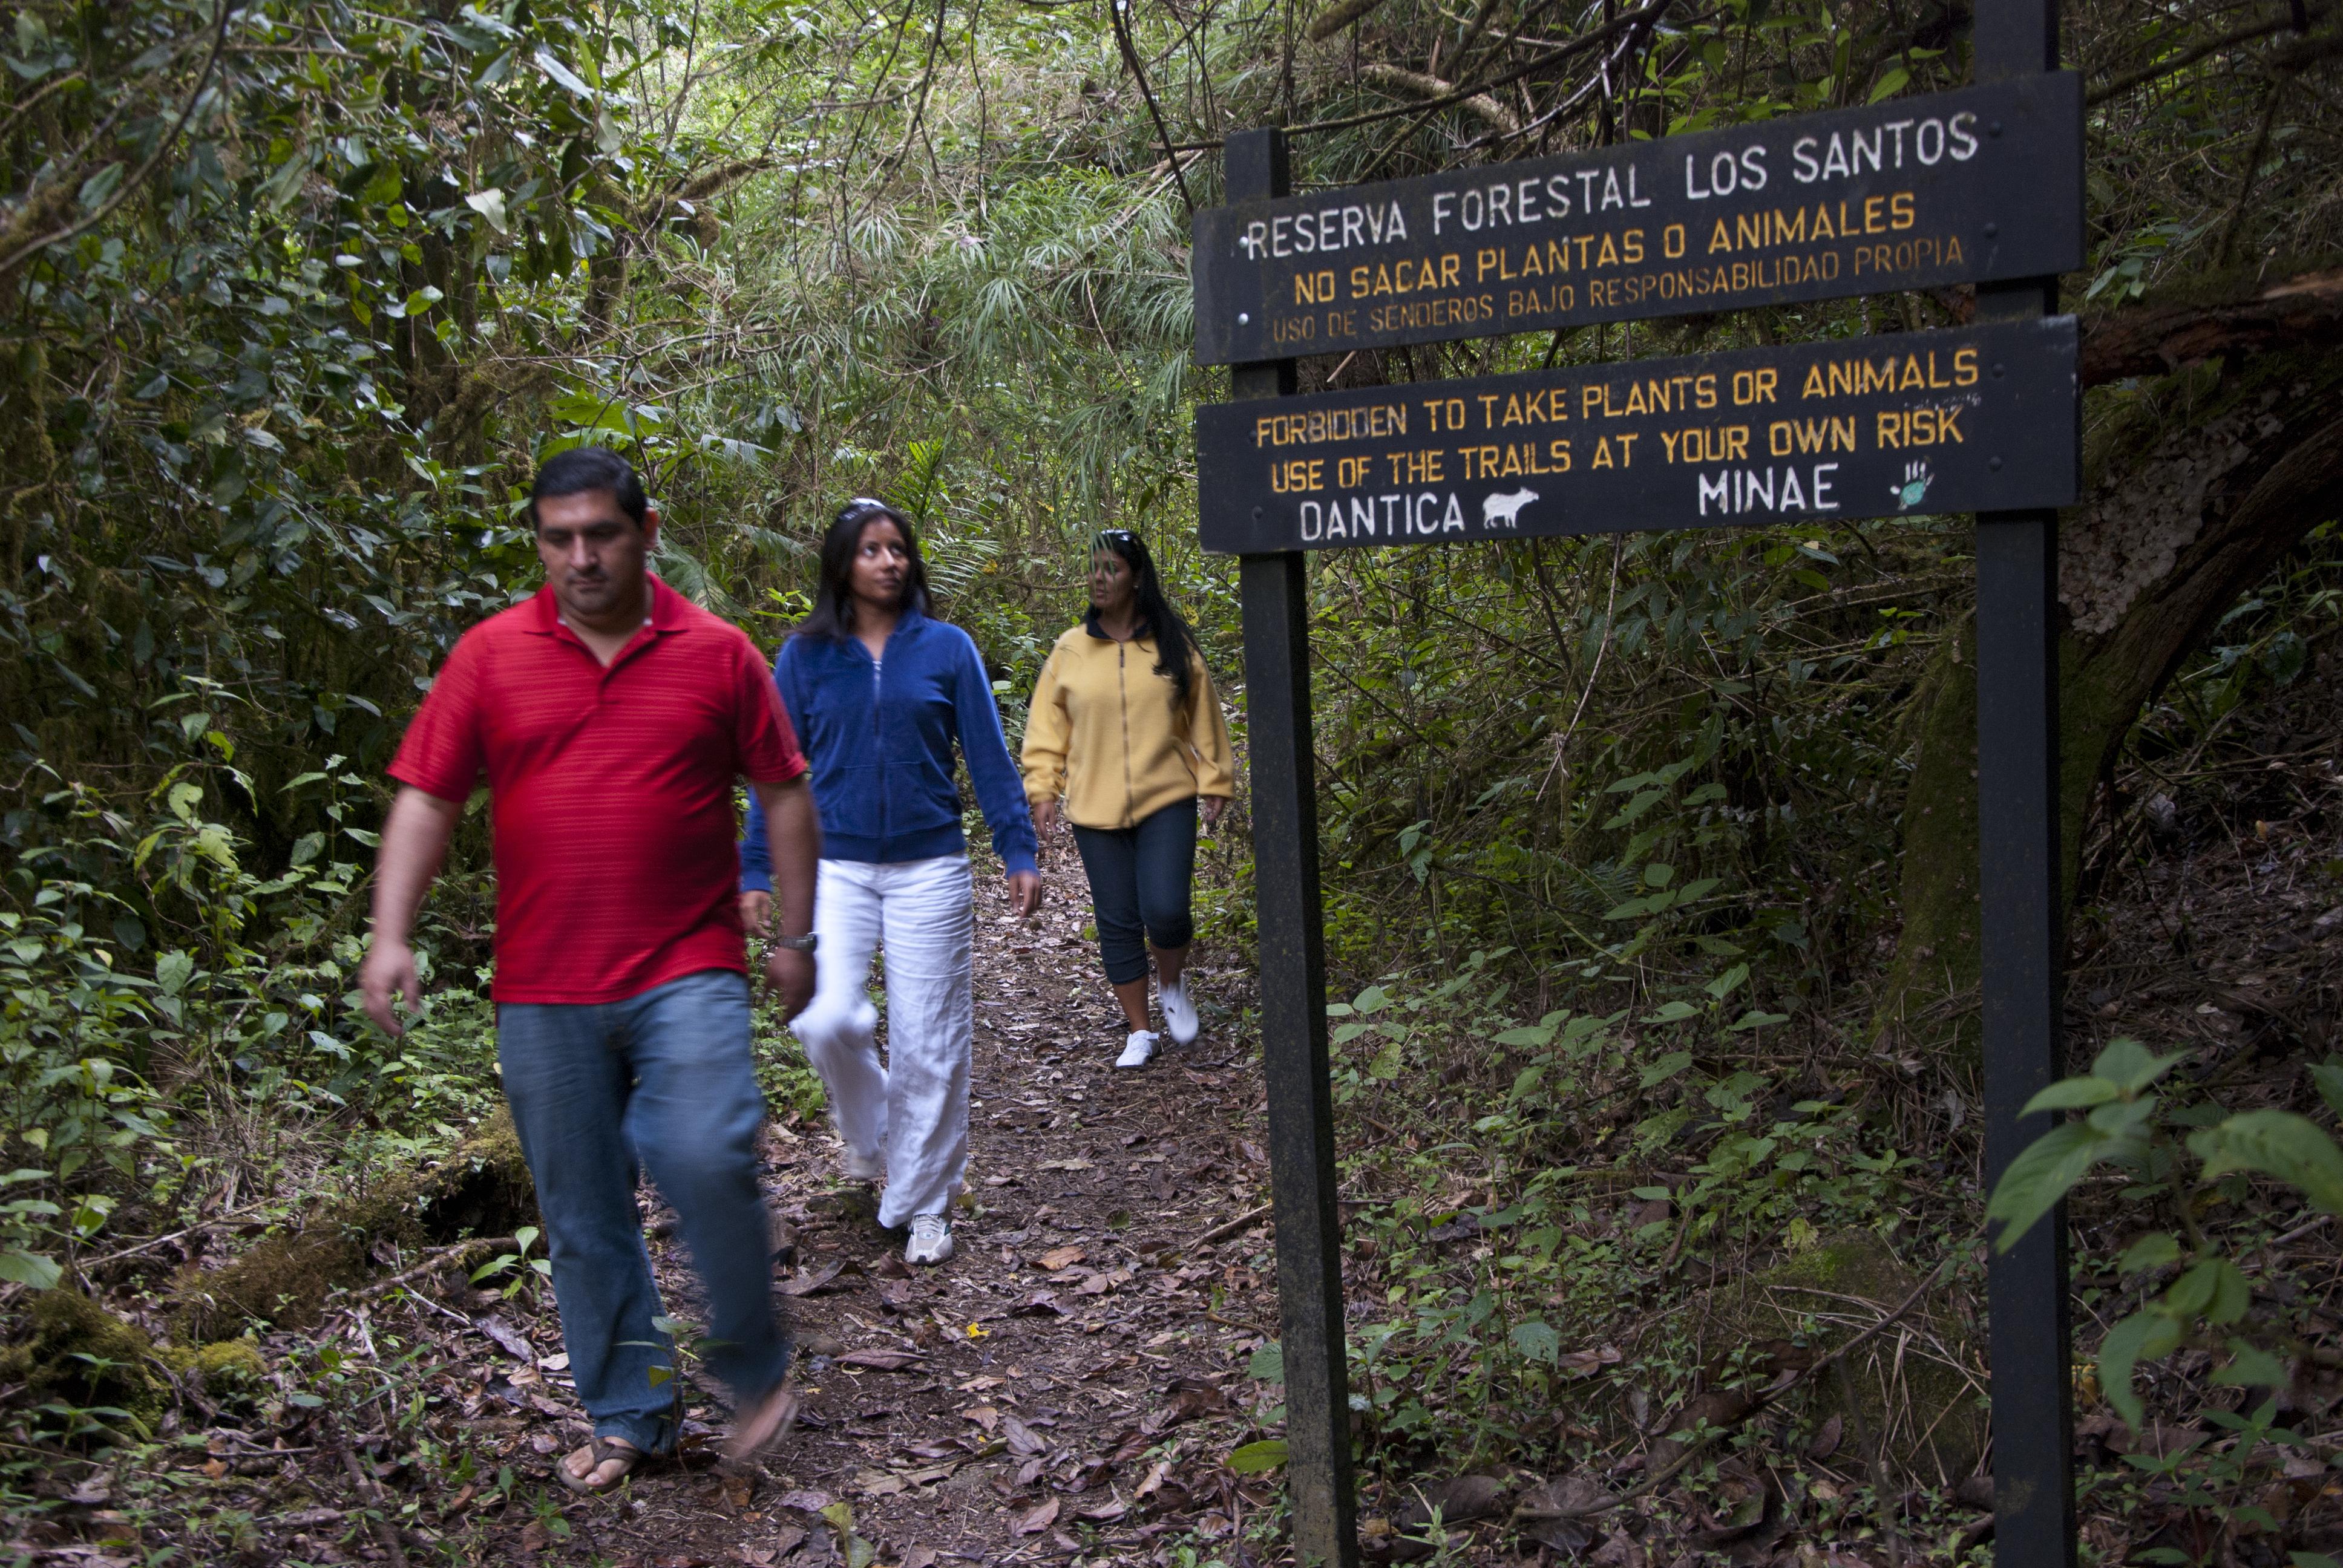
[1022,529,1235,1069]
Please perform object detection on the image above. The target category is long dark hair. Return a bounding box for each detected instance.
[1092,528,1200,709]
[798,497,929,643]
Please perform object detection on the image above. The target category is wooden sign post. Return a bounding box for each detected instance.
[1225,125,1363,1568]
[1199,6,2078,1566]
[1973,0,2079,1563]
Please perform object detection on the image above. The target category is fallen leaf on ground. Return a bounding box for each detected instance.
[836,1348,925,1372]
[776,1261,849,1297]
[1557,1344,1622,1377]
[1399,1474,1507,1526]
[1078,1498,1129,1522]
[1516,1475,1615,1522]
[958,1374,1005,1391]
[1002,1413,1045,1454]
[1806,1413,1843,1460]
[1521,1515,1593,1557]
[770,1526,807,1558]
[1038,1158,1094,1171]
[853,1469,904,1498]
[775,1489,834,1513]
[1014,1497,1061,1534]
[1038,1244,1087,1270]
[962,1405,1000,1433]
[476,1315,534,1361]
[1013,1292,1064,1316]
[519,1520,551,1552]
[1164,1378,1231,1422]
[870,1253,913,1280]
[1015,1456,1046,1486]
[902,1549,938,1568]
[1134,1460,1171,1498]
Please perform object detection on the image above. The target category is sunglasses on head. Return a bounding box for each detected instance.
[837,497,896,529]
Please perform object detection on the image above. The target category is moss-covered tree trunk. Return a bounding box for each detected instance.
[1876,266,2343,1063]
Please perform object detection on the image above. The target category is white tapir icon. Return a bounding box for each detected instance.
[1482,487,1539,528]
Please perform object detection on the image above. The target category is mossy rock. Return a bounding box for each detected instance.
[1694,1232,1982,1486]
[169,1107,536,1339]
[158,1336,267,1400]
[0,1289,168,1428]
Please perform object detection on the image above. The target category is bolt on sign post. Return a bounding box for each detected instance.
[1194,5,2079,1567]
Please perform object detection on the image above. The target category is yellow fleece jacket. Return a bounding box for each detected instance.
[1021,621,1235,830]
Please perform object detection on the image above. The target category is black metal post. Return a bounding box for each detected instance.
[1974,1,2077,1564]
[1224,125,1360,1568]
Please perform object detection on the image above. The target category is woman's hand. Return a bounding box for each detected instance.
[1007,869,1042,918]
[1033,799,1058,838]
[739,889,772,935]
[1202,797,1227,830]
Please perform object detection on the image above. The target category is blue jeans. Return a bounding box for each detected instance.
[1070,798,1198,985]
[496,969,788,1454]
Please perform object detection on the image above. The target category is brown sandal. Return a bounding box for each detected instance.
[557,1436,646,1495]
[724,1379,800,1462]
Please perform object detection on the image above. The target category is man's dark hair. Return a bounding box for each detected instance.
[528,446,648,530]
[796,498,931,643]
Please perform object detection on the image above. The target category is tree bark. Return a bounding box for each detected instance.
[1876,263,2343,1062]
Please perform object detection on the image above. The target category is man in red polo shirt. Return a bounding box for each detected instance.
[359,446,819,1493]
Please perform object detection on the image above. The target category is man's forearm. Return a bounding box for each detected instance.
[372,787,464,946]
[751,777,820,938]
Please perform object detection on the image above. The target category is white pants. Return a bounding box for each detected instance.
[789,855,974,1229]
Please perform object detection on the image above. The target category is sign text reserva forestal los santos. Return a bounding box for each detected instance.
[1194,317,2077,553]
[1190,74,2081,364]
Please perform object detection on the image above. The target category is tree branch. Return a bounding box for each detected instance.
[1108,0,1193,214]
[0,1,238,286]
[2078,263,2343,385]
[1358,62,1519,132]
[2086,4,2330,105]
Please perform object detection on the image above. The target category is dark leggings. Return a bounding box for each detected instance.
[1071,799,1198,985]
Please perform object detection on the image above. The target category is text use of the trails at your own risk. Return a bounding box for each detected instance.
[1193,317,2078,554]
[1190,73,2082,364]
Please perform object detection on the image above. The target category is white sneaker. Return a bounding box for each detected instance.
[1159,979,1198,1045]
[905,1213,954,1266]
[1116,1030,1159,1070]
[841,1147,883,1183]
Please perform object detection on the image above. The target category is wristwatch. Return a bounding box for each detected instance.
[772,932,818,953]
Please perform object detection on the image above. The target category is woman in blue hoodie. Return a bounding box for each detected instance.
[740,498,1040,1266]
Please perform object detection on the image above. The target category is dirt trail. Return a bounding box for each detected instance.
[507,867,1288,1566]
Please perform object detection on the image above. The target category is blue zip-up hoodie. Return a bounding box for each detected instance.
[739,604,1038,887]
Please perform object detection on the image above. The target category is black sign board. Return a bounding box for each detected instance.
[1196,316,2076,553]
[1190,73,2082,366]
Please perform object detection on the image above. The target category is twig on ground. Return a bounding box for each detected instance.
[1193,1204,1272,1247]
[352,1236,518,1302]
[330,1419,411,1568]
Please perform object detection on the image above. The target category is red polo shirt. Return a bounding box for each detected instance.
[388,575,805,1004]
